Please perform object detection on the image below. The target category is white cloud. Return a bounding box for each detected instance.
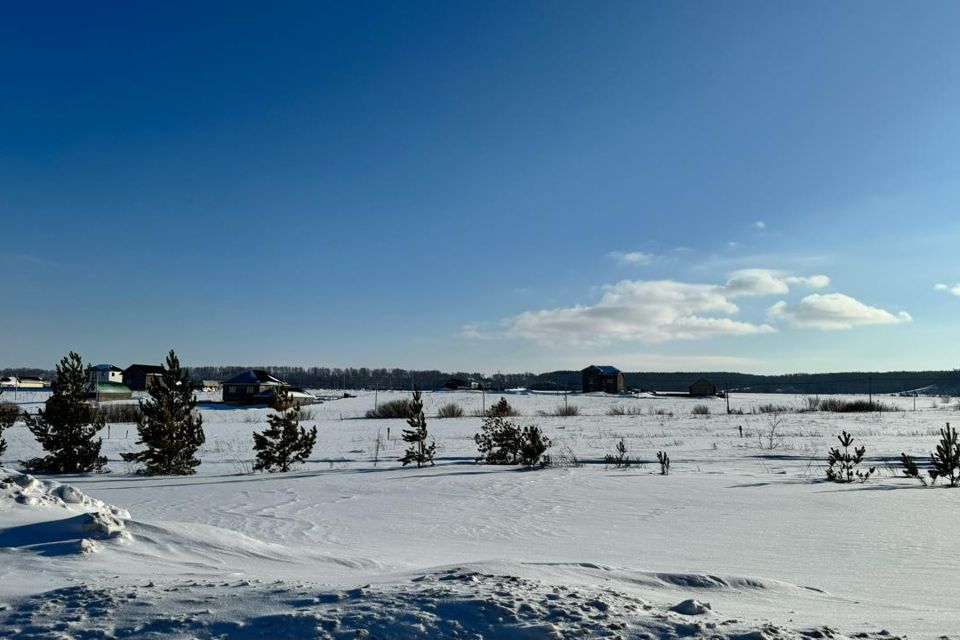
[784,274,831,289]
[768,293,912,330]
[463,269,895,345]
[724,269,830,297]
[465,279,775,346]
[934,283,960,296]
[754,221,766,230]
[607,250,655,266]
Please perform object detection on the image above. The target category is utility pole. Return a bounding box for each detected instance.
[725,381,730,414]
[869,376,873,406]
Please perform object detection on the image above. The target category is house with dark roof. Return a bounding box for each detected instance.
[581,365,625,394]
[123,364,166,391]
[689,378,717,397]
[221,369,293,405]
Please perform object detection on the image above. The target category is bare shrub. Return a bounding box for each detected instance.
[365,398,413,419]
[757,412,785,450]
[691,404,710,416]
[816,398,894,413]
[538,404,580,417]
[756,403,791,414]
[437,402,465,418]
[657,451,670,475]
[93,403,143,424]
[607,405,644,416]
[299,407,317,421]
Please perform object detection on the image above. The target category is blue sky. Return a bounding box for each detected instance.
[2,1,960,373]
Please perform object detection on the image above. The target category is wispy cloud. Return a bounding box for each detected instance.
[768,293,912,330]
[753,220,766,230]
[934,283,960,296]
[606,250,656,266]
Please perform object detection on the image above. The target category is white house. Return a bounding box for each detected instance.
[89,364,124,384]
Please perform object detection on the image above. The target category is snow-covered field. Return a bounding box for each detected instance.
[2,389,958,639]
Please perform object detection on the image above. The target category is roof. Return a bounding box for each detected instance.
[582,365,621,376]
[690,377,714,386]
[221,369,286,385]
[92,364,123,372]
[124,364,165,375]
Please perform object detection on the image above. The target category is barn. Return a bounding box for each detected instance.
[123,364,166,391]
[689,378,717,397]
[581,365,625,394]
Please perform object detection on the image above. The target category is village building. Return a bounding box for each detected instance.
[581,365,625,394]
[689,377,718,397]
[200,379,221,392]
[84,364,133,401]
[221,370,314,405]
[89,364,124,384]
[123,364,165,391]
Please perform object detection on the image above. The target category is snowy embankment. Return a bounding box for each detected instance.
[0,389,956,638]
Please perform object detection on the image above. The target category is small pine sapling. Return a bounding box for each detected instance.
[474,415,522,464]
[121,350,206,475]
[486,397,518,417]
[900,452,927,486]
[604,438,631,469]
[929,423,960,487]
[398,390,436,468]
[518,425,551,468]
[657,450,670,475]
[252,388,318,473]
[825,431,875,483]
[23,351,107,473]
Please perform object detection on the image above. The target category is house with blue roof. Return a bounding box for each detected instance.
[581,365,625,394]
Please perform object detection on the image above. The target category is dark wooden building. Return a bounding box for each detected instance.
[222,369,287,405]
[123,364,166,391]
[689,378,717,397]
[581,365,625,394]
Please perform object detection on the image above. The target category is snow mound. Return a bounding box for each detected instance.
[0,570,905,640]
[0,467,131,555]
[671,598,713,615]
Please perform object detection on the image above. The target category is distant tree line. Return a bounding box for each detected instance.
[5,365,960,395]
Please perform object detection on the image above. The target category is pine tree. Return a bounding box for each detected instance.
[399,390,436,468]
[0,401,20,458]
[604,438,630,469]
[253,388,318,473]
[900,452,927,486]
[929,423,960,486]
[121,350,205,475]
[825,431,875,483]
[474,415,522,464]
[23,351,106,473]
[518,425,551,467]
